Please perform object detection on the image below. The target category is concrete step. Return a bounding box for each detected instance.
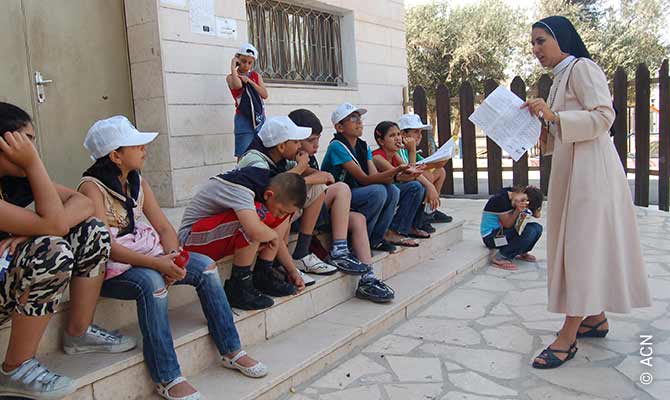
[37,220,465,400]
[186,238,490,400]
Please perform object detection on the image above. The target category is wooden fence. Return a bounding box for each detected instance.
[412,59,670,211]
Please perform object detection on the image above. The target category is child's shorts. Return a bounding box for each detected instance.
[184,202,286,261]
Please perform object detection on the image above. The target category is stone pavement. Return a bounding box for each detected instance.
[283,199,670,400]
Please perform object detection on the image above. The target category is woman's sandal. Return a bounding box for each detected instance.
[222,350,269,378]
[556,318,609,338]
[156,377,201,400]
[532,342,578,369]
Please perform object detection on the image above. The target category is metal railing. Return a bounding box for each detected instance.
[246,0,345,85]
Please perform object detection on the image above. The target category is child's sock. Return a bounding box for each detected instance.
[292,232,312,259]
[231,265,252,279]
[360,270,376,282]
[254,258,274,272]
[330,239,350,257]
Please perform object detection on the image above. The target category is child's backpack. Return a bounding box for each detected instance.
[239,72,265,130]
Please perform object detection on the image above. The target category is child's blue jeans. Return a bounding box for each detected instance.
[482,222,543,260]
[100,251,241,384]
[234,113,265,157]
[390,181,425,235]
[350,184,400,247]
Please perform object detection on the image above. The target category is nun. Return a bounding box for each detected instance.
[521,16,652,369]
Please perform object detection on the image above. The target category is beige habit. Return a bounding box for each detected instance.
[544,56,652,315]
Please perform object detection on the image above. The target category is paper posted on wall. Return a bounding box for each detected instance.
[468,86,541,161]
[417,138,455,165]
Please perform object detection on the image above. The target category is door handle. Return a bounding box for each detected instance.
[34,71,53,103]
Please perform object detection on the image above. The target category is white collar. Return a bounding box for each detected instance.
[552,55,576,76]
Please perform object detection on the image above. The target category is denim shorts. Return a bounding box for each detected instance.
[234,113,264,157]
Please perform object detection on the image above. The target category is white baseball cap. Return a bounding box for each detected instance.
[84,116,158,161]
[236,43,258,59]
[331,103,368,125]
[398,114,432,131]
[258,116,312,147]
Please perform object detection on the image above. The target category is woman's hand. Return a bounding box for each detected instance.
[425,186,440,211]
[402,136,416,150]
[154,253,186,282]
[521,98,555,122]
[0,236,30,257]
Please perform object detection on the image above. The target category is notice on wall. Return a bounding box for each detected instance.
[216,17,238,39]
[190,0,216,36]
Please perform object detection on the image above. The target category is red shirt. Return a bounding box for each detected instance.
[372,148,401,167]
[230,71,261,114]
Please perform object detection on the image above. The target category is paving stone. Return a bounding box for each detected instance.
[511,305,563,322]
[421,343,524,379]
[508,271,541,281]
[489,303,513,316]
[475,316,516,327]
[615,355,670,382]
[651,318,670,331]
[312,354,387,389]
[531,367,638,399]
[481,325,533,353]
[448,371,517,396]
[523,320,562,333]
[463,275,516,292]
[386,356,443,382]
[604,320,642,342]
[287,394,313,400]
[592,340,640,355]
[394,318,482,346]
[649,278,670,300]
[419,289,498,320]
[383,383,443,400]
[646,263,670,277]
[444,361,463,371]
[518,281,547,289]
[657,339,670,355]
[640,380,670,400]
[359,373,395,384]
[320,385,383,400]
[526,385,607,400]
[441,392,501,400]
[363,334,423,355]
[573,341,619,362]
[502,287,547,306]
[610,301,668,321]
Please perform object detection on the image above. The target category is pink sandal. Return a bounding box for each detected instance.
[516,253,537,262]
[491,257,518,271]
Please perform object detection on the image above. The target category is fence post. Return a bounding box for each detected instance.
[510,76,529,187]
[635,63,650,207]
[613,67,628,171]
[436,84,454,195]
[659,59,670,211]
[460,81,478,194]
[484,79,502,194]
[538,74,552,195]
[413,86,429,156]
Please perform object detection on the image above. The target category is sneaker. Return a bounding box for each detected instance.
[420,221,436,233]
[355,277,395,303]
[63,325,137,355]
[0,358,76,399]
[293,253,338,276]
[253,267,298,297]
[432,210,453,223]
[325,253,371,275]
[225,274,274,310]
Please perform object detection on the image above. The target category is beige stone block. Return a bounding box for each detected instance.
[311,276,356,315]
[63,385,94,400]
[167,105,234,136]
[174,335,220,376]
[165,73,231,105]
[405,283,452,317]
[127,22,161,63]
[357,63,407,86]
[166,285,199,310]
[91,362,154,400]
[266,292,316,338]
[235,309,267,347]
[356,83,405,105]
[262,85,356,106]
[169,136,206,169]
[130,60,164,99]
[162,40,235,75]
[172,164,231,203]
[215,0,247,20]
[355,20,392,47]
[143,133,171,172]
[125,0,158,27]
[143,170,175,206]
[134,97,168,133]
[203,134,236,165]
[92,299,138,332]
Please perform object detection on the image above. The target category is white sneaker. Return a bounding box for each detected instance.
[293,253,338,275]
[299,270,316,287]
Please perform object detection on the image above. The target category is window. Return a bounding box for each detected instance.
[246,0,345,85]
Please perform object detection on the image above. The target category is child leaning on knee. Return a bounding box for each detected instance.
[80,116,268,400]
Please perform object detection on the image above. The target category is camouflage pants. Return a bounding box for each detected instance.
[0,218,111,325]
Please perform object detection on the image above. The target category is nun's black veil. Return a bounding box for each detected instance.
[533,16,591,59]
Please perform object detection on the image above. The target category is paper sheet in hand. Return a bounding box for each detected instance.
[417,138,455,165]
[468,86,541,161]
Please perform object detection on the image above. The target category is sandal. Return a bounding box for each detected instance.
[222,350,269,378]
[387,237,419,247]
[516,253,537,262]
[156,377,201,400]
[556,318,609,338]
[532,342,577,369]
[373,240,398,253]
[407,229,431,239]
[491,257,518,271]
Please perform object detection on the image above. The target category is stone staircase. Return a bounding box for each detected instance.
[1,202,489,400]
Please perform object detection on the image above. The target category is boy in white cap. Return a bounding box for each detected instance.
[398,113,452,228]
[238,116,341,283]
[321,103,407,303]
[227,43,269,158]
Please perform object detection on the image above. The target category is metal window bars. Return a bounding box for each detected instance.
[246,0,345,85]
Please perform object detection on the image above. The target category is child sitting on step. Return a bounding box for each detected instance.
[480,185,543,271]
[79,116,268,400]
[372,121,434,247]
[288,108,373,275]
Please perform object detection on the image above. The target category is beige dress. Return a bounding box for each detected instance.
[544,56,652,315]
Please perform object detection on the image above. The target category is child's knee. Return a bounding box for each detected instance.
[330,182,351,197]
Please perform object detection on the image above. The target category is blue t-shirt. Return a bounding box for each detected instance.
[321,140,372,187]
[480,187,513,237]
